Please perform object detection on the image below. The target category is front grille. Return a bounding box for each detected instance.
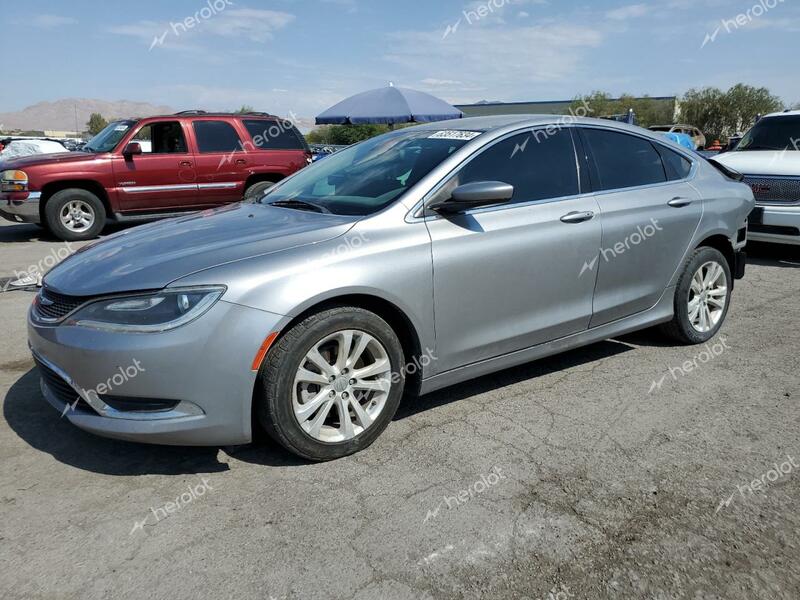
[743,175,800,205]
[34,357,92,411]
[34,287,97,322]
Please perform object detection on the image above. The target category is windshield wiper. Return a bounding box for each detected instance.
[269,199,329,213]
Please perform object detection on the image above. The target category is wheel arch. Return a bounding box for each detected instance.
[39,179,111,222]
[696,233,735,278]
[244,172,285,190]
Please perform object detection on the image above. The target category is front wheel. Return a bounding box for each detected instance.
[44,188,106,241]
[243,180,277,202]
[256,306,405,461]
[660,247,732,344]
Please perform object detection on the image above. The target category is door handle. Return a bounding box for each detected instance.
[560,211,595,224]
[668,197,693,207]
[235,159,247,165]
[179,160,193,167]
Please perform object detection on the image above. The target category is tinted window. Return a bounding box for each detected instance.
[132,121,187,154]
[445,128,578,205]
[582,128,666,191]
[655,144,692,181]
[242,119,305,150]
[193,120,242,153]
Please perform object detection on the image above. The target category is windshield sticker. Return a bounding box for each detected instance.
[428,130,482,141]
[114,125,130,131]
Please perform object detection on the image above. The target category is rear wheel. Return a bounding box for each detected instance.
[256,306,405,461]
[660,247,731,344]
[243,180,277,202]
[44,188,106,241]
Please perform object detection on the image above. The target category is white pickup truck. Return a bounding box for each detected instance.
[713,110,800,246]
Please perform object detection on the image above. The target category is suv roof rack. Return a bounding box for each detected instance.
[172,110,280,118]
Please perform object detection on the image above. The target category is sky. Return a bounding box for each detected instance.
[2,0,799,118]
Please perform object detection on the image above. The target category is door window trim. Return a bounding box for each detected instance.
[413,125,589,220]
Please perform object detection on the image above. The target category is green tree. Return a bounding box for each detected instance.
[86,113,108,135]
[680,84,784,141]
[306,124,390,145]
[569,92,674,128]
[234,104,255,113]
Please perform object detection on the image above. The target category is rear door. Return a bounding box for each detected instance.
[578,127,703,327]
[112,120,198,212]
[426,128,602,372]
[240,118,310,178]
[190,119,248,205]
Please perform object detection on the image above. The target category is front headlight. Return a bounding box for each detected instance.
[1,170,29,192]
[66,287,225,333]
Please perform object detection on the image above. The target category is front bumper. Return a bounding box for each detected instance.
[28,299,285,446]
[0,191,41,224]
[748,205,800,246]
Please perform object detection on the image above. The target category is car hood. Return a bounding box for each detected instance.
[44,203,358,296]
[0,151,95,170]
[712,150,800,176]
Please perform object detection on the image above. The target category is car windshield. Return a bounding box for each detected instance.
[261,129,478,216]
[736,115,800,151]
[83,120,137,153]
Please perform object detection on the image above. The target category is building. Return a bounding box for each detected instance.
[455,96,678,119]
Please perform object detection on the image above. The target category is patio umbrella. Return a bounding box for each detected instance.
[315,84,463,127]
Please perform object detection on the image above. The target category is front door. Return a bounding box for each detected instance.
[426,128,602,373]
[112,120,197,212]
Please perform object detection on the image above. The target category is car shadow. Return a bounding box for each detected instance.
[746,241,800,268]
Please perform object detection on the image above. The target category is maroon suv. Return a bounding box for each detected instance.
[0,111,311,240]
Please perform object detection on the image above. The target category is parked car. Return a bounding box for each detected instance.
[28,116,753,460]
[712,110,800,246]
[649,125,706,150]
[659,132,695,151]
[0,138,67,160]
[0,111,311,241]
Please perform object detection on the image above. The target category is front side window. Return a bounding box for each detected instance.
[433,128,579,205]
[193,120,242,153]
[131,121,187,154]
[736,116,800,152]
[582,128,666,191]
[262,129,475,216]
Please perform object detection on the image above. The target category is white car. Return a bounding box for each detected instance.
[0,139,68,160]
[649,125,706,150]
[713,110,800,246]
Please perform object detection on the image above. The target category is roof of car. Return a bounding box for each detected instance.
[762,109,800,119]
[411,114,661,136]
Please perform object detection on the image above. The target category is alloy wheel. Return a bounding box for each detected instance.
[688,260,728,333]
[59,200,95,233]
[292,329,393,443]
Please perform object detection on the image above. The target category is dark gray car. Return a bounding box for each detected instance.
[28,116,754,460]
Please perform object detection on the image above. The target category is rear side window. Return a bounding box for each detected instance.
[242,119,305,150]
[192,120,242,153]
[450,128,579,205]
[582,128,666,191]
[655,144,693,181]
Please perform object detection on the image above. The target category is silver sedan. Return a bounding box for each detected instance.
[28,116,754,460]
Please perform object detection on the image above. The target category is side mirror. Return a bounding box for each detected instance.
[432,181,514,214]
[123,142,142,158]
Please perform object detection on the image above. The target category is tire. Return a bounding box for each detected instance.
[659,247,732,344]
[44,188,106,241]
[243,180,277,202]
[257,306,405,461]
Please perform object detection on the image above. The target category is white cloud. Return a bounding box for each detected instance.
[31,14,78,28]
[606,4,650,20]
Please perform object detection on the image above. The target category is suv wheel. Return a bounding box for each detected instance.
[44,188,106,241]
[243,180,277,202]
[256,306,405,461]
[660,247,731,344]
